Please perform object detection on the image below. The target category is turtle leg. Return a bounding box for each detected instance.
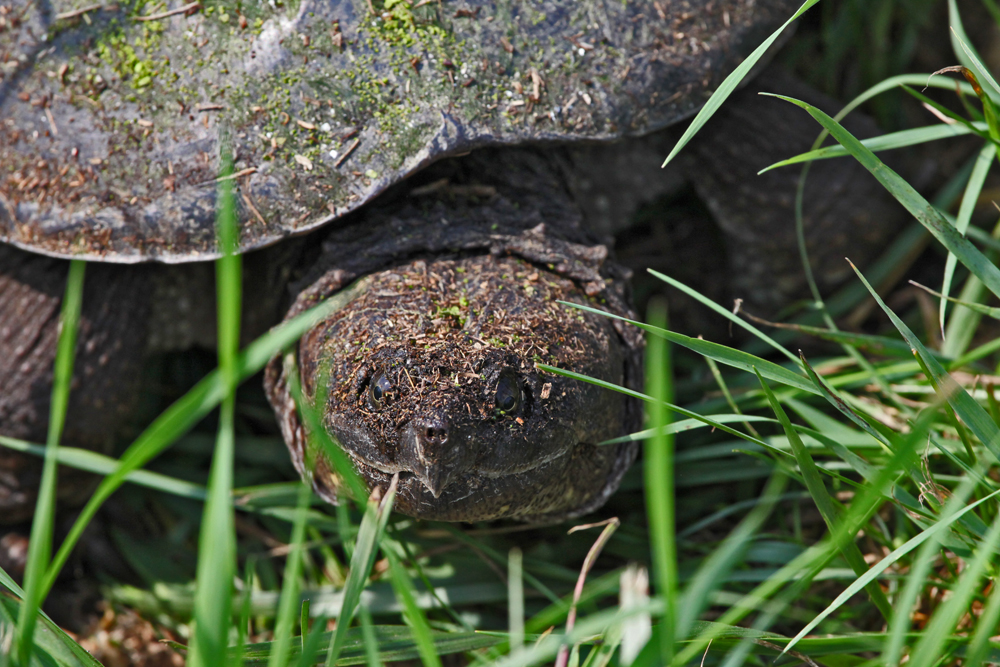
[0,244,151,523]
[679,66,907,312]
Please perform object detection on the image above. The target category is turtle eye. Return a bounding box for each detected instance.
[494,370,521,415]
[368,370,393,409]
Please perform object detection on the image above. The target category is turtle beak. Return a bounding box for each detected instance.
[414,464,446,499]
[399,415,467,498]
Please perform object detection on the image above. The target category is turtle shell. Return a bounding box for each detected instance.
[0,0,796,262]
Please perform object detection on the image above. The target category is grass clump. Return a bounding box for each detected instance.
[10,1,1000,666]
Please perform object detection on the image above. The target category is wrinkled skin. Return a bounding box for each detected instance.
[278,254,637,522]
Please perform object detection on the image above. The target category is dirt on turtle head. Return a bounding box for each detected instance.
[295,253,631,521]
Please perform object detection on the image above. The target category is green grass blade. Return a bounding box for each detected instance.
[883,464,985,666]
[495,603,663,667]
[899,84,992,140]
[677,411,925,664]
[557,301,815,395]
[678,472,788,640]
[673,627,1000,658]
[599,414,773,445]
[385,549,442,667]
[760,122,987,172]
[907,508,1000,667]
[643,300,676,663]
[661,0,819,166]
[508,548,524,657]
[757,73,979,190]
[941,142,996,337]
[387,529,472,635]
[914,280,1000,320]
[0,592,103,667]
[441,527,564,608]
[326,478,397,666]
[356,606,381,667]
[963,570,1000,667]
[942,220,1000,357]
[643,271,799,364]
[234,560,256,667]
[242,626,503,666]
[948,0,1000,101]
[951,326,1000,368]
[850,262,1000,462]
[537,366,779,456]
[0,437,208,499]
[524,571,620,636]
[787,473,993,653]
[284,352,369,504]
[784,400,881,481]
[16,260,85,666]
[42,276,367,599]
[295,612,331,667]
[754,370,892,620]
[705,356,761,437]
[798,354,894,449]
[824,73,977,119]
[764,93,1000,302]
[736,318,944,360]
[189,152,241,667]
[967,224,1000,251]
[268,482,313,667]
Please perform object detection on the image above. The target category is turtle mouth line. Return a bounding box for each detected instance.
[393,469,445,498]
[476,444,584,478]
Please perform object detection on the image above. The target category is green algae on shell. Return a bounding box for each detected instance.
[0,0,796,262]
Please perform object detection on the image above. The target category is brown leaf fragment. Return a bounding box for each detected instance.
[529,68,543,101]
[334,138,360,167]
[134,1,200,21]
[294,154,313,170]
[55,3,103,20]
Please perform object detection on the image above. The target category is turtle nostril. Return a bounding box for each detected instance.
[425,426,448,444]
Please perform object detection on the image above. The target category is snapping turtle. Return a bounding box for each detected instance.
[0,0,904,522]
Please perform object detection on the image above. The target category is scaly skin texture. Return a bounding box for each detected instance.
[275,254,637,522]
[0,244,150,522]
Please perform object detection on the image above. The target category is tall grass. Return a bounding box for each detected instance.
[13,260,86,666]
[6,1,1000,665]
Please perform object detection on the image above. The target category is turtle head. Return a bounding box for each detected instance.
[288,253,634,521]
